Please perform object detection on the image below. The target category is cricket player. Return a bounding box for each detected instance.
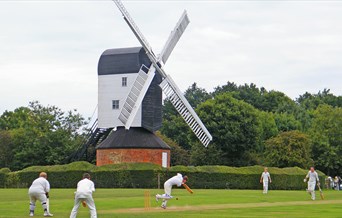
[304,167,320,200]
[260,167,272,194]
[70,173,97,218]
[155,173,188,209]
[28,172,53,217]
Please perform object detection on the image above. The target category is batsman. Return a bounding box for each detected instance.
[304,167,320,200]
[155,173,188,209]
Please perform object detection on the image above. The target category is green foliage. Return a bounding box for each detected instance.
[195,93,261,166]
[155,132,190,166]
[0,162,324,190]
[213,82,298,113]
[0,131,13,168]
[263,131,313,168]
[0,101,87,170]
[297,89,342,110]
[274,113,302,132]
[161,83,212,150]
[309,104,342,175]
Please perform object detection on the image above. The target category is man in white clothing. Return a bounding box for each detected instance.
[260,167,272,194]
[28,172,53,217]
[70,173,97,218]
[155,173,188,209]
[304,167,320,200]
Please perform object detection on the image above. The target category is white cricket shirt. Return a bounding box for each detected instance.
[165,173,183,187]
[261,172,270,182]
[307,171,319,183]
[28,177,50,194]
[76,178,95,195]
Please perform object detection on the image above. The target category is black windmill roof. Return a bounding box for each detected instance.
[98,47,151,75]
[96,127,170,150]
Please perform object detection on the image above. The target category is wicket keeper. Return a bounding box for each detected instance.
[156,173,188,209]
[28,172,53,217]
[304,167,320,200]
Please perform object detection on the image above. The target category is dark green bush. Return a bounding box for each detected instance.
[1,163,325,190]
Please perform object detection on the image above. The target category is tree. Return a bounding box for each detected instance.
[297,89,342,110]
[155,132,190,166]
[0,131,13,168]
[274,113,302,132]
[193,93,262,166]
[309,104,342,175]
[213,82,299,114]
[0,101,87,170]
[263,131,313,168]
[161,83,211,150]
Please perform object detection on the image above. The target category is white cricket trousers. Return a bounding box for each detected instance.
[263,181,269,193]
[29,192,48,213]
[307,181,316,200]
[70,192,97,218]
[162,182,173,206]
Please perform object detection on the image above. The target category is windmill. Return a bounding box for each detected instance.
[70,0,212,166]
[112,0,212,145]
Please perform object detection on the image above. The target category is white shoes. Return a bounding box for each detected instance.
[44,212,53,217]
[29,212,34,217]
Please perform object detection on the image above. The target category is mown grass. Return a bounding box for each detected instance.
[0,188,341,217]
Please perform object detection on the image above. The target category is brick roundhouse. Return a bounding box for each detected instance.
[96,127,170,167]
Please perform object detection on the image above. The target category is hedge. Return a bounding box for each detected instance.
[0,162,325,190]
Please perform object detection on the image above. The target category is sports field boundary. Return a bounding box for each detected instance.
[98,199,342,214]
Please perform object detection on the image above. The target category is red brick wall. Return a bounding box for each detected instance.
[96,148,170,167]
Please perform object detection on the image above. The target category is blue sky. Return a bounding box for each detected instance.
[0,1,341,118]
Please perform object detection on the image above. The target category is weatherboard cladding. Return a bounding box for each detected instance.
[98,47,162,131]
[142,73,163,132]
[98,47,151,75]
[97,127,170,150]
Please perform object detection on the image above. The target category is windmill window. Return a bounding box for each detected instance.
[122,77,127,87]
[112,100,119,110]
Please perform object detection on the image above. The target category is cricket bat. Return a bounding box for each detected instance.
[317,184,324,200]
[182,183,193,194]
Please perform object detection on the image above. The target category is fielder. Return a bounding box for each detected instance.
[155,173,188,209]
[70,173,97,218]
[260,167,272,194]
[304,167,320,200]
[28,172,53,217]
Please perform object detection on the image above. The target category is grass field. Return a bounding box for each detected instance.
[0,188,342,218]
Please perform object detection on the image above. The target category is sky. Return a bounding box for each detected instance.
[0,1,341,119]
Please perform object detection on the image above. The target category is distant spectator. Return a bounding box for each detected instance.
[328,176,334,189]
[325,177,332,189]
[334,176,339,190]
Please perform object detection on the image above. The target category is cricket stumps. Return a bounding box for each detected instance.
[144,190,151,210]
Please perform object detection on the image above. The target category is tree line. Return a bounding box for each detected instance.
[161,82,342,176]
[0,101,86,170]
[0,82,341,176]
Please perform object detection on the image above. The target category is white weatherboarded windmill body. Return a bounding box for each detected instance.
[72,0,212,167]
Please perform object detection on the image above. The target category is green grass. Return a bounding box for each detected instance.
[0,188,342,217]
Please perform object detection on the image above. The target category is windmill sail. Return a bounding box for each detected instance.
[118,65,155,129]
[160,76,212,147]
[159,10,190,65]
[113,0,213,146]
